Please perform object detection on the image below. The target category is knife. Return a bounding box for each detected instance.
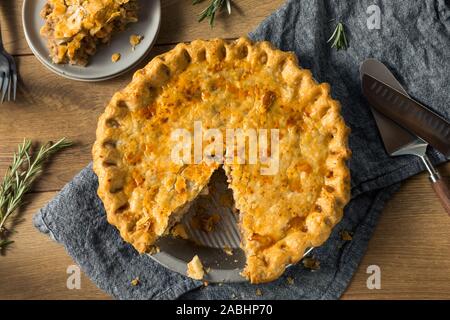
[361,59,450,215]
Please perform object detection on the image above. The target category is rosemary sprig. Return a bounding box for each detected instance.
[193,0,232,27]
[0,138,73,250]
[327,22,348,51]
[0,239,14,249]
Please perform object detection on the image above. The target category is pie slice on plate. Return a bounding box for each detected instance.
[40,0,139,66]
[92,38,351,283]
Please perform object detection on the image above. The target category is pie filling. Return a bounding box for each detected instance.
[93,38,351,283]
[40,0,138,66]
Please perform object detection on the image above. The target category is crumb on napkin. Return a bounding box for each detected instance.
[131,277,140,286]
[340,230,353,241]
[302,257,320,271]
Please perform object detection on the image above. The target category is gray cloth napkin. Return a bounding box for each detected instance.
[34,0,449,300]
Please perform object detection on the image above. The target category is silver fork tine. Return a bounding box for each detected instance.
[7,74,11,101]
[6,54,17,101]
[12,72,17,101]
[0,18,18,103]
[0,72,4,103]
[1,69,9,103]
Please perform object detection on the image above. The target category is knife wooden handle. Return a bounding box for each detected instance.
[431,178,450,216]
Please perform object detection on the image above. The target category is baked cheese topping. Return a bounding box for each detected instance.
[93,38,351,283]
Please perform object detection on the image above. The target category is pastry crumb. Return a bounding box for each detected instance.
[302,257,320,271]
[187,255,205,280]
[130,34,143,50]
[203,281,209,287]
[171,223,189,240]
[340,230,353,241]
[223,245,233,256]
[287,277,294,285]
[148,245,160,255]
[219,192,234,207]
[191,211,221,233]
[131,277,140,286]
[255,288,262,296]
[111,53,121,62]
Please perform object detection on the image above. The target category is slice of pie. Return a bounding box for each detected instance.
[92,38,351,283]
[40,0,138,66]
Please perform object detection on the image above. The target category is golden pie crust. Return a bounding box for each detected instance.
[93,37,351,283]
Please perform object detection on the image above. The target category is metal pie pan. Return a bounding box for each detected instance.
[148,169,313,283]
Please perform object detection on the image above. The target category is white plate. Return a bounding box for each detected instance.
[22,0,161,82]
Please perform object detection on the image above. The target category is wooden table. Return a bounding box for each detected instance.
[0,0,449,300]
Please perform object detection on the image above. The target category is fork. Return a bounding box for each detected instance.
[0,20,17,103]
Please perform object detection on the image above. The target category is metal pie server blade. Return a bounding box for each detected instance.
[360,59,417,154]
[360,59,450,215]
[362,74,450,158]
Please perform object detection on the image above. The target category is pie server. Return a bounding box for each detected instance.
[360,59,450,215]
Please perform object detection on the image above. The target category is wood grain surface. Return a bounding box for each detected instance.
[0,0,449,300]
